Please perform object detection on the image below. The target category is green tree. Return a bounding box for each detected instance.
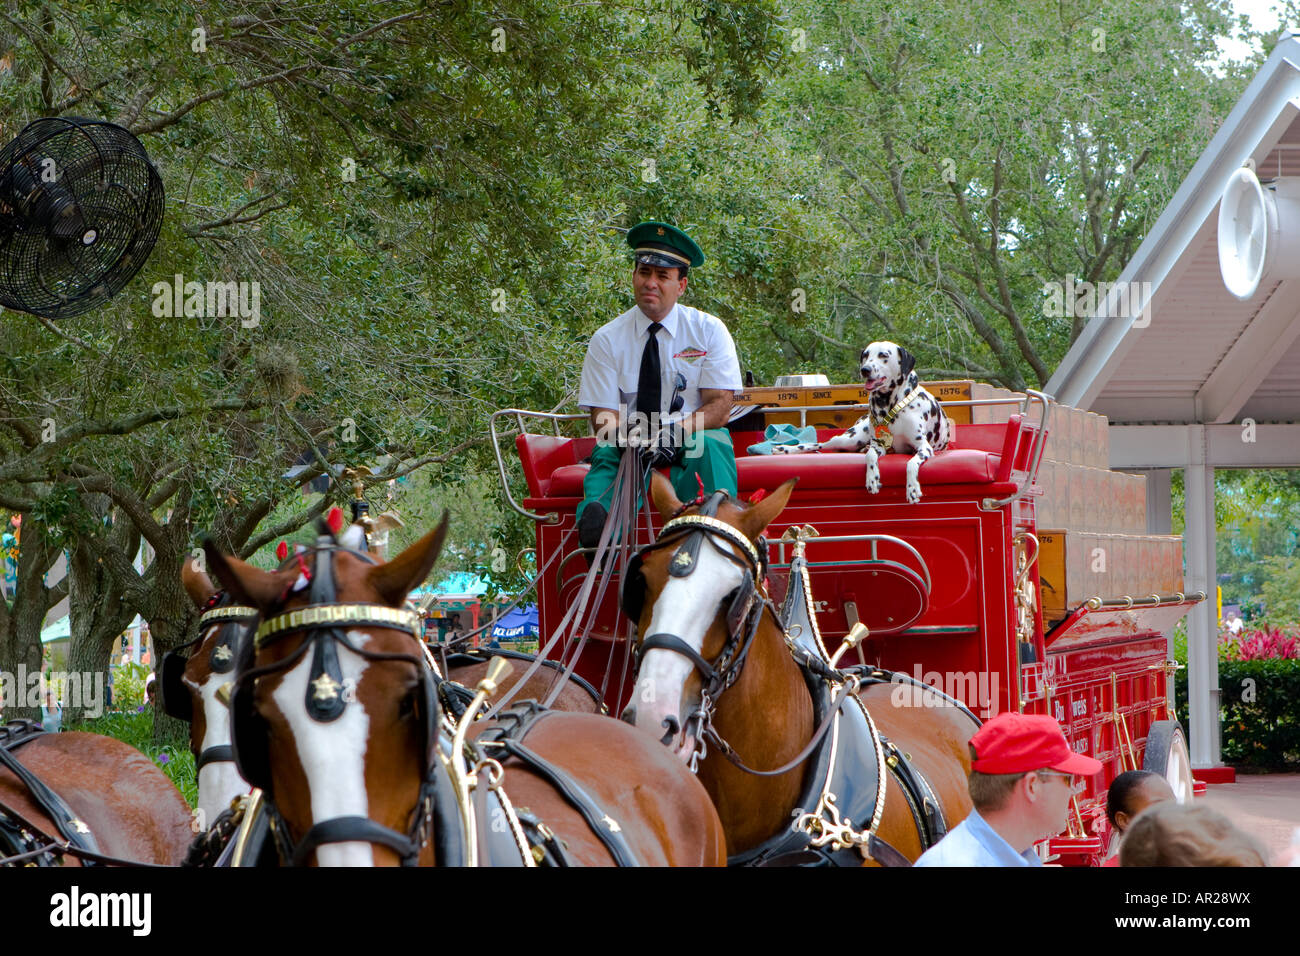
[762,0,1259,386]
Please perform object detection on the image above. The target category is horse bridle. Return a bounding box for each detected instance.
[228,531,454,867]
[622,492,773,768]
[161,594,257,773]
[624,498,863,780]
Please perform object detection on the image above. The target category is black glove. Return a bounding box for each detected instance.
[640,426,681,468]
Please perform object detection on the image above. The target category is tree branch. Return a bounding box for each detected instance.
[183,192,289,236]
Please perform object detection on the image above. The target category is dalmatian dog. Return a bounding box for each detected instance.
[773,341,952,503]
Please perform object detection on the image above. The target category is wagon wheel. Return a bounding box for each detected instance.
[1142,719,1195,804]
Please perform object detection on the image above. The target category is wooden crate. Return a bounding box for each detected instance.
[804,384,871,429]
[921,380,1023,427]
[733,386,809,427]
[1039,529,1185,624]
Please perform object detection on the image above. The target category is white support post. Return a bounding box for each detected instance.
[1141,469,1173,535]
[1134,469,1176,663]
[1182,428,1221,766]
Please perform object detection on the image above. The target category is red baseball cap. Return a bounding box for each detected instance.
[970,713,1103,776]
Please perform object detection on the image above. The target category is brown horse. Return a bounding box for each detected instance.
[623,474,976,864]
[170,548,600,831]
[440,651,602,716]
[202,516,725,866]
[169,563,259,831]
[1,727,194,866]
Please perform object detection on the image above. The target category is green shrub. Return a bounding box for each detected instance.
[111,661,150,711]
[1176,658,1300,769]
[71,711,197,807]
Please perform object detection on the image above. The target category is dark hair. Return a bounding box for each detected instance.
[1106,770,1163,828]
[1120,804,1268,867]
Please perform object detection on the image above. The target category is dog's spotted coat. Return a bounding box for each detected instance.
[773,341,953,503]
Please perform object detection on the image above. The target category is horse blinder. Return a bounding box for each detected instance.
[160,652,192,723]
[620,554,646,624]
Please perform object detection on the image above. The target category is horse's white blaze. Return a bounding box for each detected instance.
[182,624,248,825]
[634,541,743,759]
[194,671,247,824]
[271,628,374,866]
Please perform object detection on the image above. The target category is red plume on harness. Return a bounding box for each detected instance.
[275,540,289,562]
[326,506,345,535]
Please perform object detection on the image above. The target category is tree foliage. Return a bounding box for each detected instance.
[0,1,1279,729]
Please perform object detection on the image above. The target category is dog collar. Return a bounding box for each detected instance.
[872,385,931,430]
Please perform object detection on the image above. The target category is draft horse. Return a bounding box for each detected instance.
[0,723,193,866]
[622,475,978,865]
[202,515,725,866]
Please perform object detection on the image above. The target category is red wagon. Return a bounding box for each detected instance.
[492,387,1202,865]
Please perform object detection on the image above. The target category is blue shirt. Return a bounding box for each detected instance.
[913,810,1042,867]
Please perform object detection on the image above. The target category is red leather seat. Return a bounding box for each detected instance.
[737,450,1002,491]
[517,419,1024,500]
[543,449,1002,498]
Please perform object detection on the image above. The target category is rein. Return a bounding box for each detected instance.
[702,678,857,778]
[0,797,170,868]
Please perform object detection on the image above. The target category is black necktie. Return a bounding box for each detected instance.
[637,323,662,420]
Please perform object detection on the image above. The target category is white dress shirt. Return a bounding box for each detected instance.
[578,303,742,419]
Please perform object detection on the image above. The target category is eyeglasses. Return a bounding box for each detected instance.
[1034,769,1079,789]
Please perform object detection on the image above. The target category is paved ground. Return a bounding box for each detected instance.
[1198,772,1300,864]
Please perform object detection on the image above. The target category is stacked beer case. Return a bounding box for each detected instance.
[927,381,1184,628]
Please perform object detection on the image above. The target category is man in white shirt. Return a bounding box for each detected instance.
[576,221,742,548]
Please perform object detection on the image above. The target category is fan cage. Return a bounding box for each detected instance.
[0,116,164,319]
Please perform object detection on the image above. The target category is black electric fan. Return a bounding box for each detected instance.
[0,117,164,318]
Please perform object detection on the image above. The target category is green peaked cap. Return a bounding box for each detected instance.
[626,221,705,269]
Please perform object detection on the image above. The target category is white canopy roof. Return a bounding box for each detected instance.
[1048,32,1300,461]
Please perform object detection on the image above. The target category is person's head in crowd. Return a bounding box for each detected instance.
[966,712,1102,848]
[1120,803,1268,867]
[1107,770,1176,836]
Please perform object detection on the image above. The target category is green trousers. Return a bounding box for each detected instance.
[577,428,738,521]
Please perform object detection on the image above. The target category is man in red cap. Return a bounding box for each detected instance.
[914,712,1103,867]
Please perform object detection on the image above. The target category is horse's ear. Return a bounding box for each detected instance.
[737,478,797,540]
[649,471,682,521]
[202,539,297,612]
[181,558,218,608]
[367,511,450,607]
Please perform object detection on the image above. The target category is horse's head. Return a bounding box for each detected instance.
[202,516,448,866]
[164,561,258,827]
[621,473,796,762]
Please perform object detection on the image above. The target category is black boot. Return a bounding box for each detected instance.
[577,502,608,551]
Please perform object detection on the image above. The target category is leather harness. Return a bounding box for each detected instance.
[623,495,973,866]
[224,527,642,867]
[0,719,103,866]
[161,593,258,773]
